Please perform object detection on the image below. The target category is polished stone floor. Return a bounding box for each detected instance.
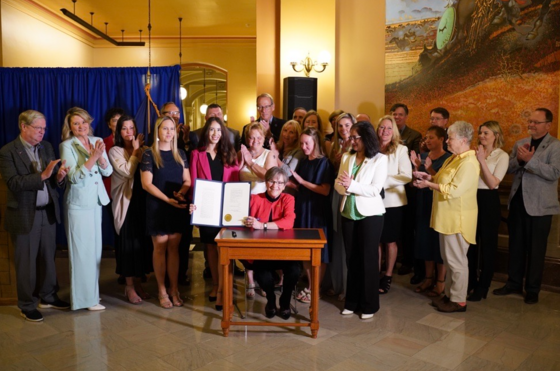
[1,251,560,371]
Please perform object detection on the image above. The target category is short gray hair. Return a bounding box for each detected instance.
[265,167,288,183]
[256,93,274,106]
[19,110,45,130]
[448,121,474,144]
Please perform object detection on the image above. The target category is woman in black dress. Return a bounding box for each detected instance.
[109,116,152,304]
[141,116,191,309]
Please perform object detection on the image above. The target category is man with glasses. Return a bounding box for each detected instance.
[0,110,70,321]
[425,107,449,152]
[494,108,560,304]
[161,101,199,153]
[241,93,286,148]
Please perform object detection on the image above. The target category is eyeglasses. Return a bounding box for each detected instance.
[267,180,285,186]
[28,125,48,132]
[257,104,273,111]
[163,111,180,116]
[348,135,362,141]
[527,120,550,125]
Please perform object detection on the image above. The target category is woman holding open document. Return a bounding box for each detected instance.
[190,117,240,310]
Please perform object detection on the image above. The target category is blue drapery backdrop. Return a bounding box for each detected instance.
[0,65,183,248]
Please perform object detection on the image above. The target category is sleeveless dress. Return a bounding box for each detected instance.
[239,149,270,194]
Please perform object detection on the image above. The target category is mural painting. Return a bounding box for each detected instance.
[385,0,560,151]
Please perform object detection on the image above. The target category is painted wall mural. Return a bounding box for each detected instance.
[385,0,559,151]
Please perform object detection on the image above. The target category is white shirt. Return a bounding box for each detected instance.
[478,148,509,190]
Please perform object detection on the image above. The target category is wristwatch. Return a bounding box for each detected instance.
[263,223,268,231]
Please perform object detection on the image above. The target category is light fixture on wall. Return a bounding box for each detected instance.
[199,69,208,115]
[178,17,187,101]
[290,51,331,77]
[61,0,145,46]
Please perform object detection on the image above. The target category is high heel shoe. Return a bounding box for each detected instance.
[125,286,142,305]
[427,279,445,297]
[415,276,434,293]
[158,294,173,309]
[467,289,488,302]
[215,291,223,311]
[209,284,218,302]
[169,291,183,307]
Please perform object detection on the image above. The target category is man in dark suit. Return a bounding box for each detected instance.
[241,93,286,148]
[194,103,241,151]
[494,108,560,304]
[390,103,423,281]
[0,110,69,321]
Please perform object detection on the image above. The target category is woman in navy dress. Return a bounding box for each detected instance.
[141,116,191,309]
[292,127,333,304]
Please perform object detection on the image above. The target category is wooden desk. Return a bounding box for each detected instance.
[216,228,326,338]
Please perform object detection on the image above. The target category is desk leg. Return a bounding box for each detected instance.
[310,248,320,339]
[221,249,230,337]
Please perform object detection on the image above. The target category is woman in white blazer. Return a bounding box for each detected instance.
[59,107,113,311]
[335,121,388,319]
[376,115,412,294]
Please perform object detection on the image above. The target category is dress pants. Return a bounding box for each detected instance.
[66,206,103,310]
[467,189,501,292]
[506,191,552,294]
[178,222,193,281]
[12,207,58,312]
[253,260,301,308]
[342,215,383,315]
[440,233,469,303]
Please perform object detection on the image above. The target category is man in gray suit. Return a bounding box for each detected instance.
[0,110,69,321]
[494,108,560,304]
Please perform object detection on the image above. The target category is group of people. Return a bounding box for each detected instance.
[1,93,559,322]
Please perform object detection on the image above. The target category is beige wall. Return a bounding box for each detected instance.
[280,0,336,126]
[336,0,386,122]
[1,1,94,67]
[256,0,280,116]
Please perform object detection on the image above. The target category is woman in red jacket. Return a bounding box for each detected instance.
[190,117,240,308]
[244,167,299,320]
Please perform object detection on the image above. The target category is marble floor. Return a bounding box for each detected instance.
[1,251,560,371]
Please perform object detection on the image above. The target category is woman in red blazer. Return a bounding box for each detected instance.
[190,117,240,309]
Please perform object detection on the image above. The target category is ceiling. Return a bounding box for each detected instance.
[33,0,256,40]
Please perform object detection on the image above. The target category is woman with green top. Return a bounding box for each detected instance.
[334,121,388,319]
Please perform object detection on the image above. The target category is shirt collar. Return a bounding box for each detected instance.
[19,135,41,150]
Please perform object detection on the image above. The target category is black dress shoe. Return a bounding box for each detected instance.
[21,309,43,322]
[278,307,291,320]
[524,292,539,304]
[38,298,70,309]
[493,286,522,296]
[430,295,449,308]
[265,304,277,319]
[467,289,488,302]
[398,265,412,275]
[215,304,223,311]
[410,274,424,285]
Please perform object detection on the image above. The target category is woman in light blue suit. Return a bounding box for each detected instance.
[60,107,113,311]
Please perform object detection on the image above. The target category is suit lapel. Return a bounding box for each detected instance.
[200,151,211,180]
[72,137,91,158]
[13,138,34,173]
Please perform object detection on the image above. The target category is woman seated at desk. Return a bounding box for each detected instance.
[243,167,299,320]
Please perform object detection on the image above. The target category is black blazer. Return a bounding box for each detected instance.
[0,139,63,234]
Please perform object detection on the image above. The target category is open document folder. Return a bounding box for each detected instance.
[191,179,251,227]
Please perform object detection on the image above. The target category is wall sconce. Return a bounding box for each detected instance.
[180,87,187,100]
[290,51,331,77]
[200,104,208,115]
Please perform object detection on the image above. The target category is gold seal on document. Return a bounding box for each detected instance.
[224,214,232,222]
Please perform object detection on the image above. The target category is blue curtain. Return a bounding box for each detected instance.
[0,65,183,247]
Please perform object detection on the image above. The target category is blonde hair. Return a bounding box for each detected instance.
[478,121,504,149]
[151,116,184,169]
[301,127,325,159]
[277,120,302,152]
[245,122,266,143]
[377,115,401,155]
[61,107,94,141]
[330,113,356,162]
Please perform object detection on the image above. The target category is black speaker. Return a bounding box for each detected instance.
[283,77,317,120]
